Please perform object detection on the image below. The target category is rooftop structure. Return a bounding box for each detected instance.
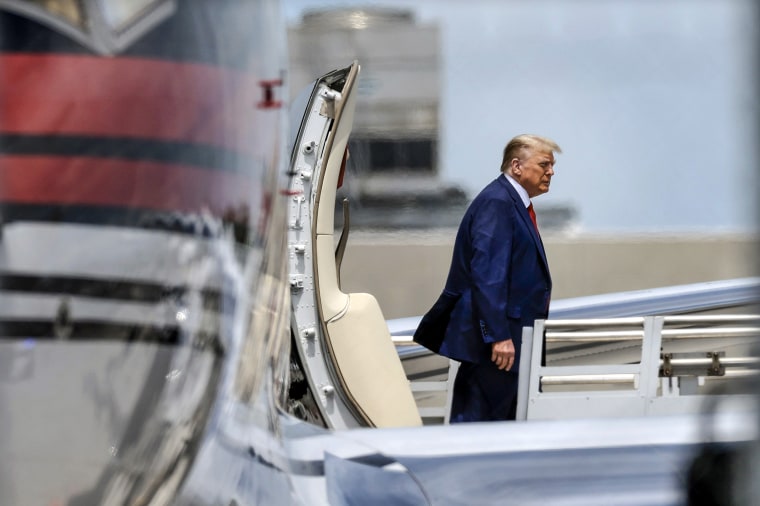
[288,7,468,228]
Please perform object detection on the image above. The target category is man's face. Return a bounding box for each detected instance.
[514,148,556,198]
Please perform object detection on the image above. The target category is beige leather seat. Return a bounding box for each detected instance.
[312,63,421,427]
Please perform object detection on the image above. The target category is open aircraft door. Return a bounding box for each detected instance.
[286,62,421,429]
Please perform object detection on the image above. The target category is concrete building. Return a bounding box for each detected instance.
[288,7,468,228]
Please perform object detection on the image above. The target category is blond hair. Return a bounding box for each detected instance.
[500,134,562,173]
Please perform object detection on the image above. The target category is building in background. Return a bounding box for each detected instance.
[288,7,469,228]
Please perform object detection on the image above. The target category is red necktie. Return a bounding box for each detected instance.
[527,203,539,234]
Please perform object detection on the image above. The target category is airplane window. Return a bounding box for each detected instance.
[20,0,85,27]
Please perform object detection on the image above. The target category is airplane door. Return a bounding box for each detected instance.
[286,62,421,428]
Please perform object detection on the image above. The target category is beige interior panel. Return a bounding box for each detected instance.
[326,293,422,427]
[315,68,358,236]
[311,63,420,427]
[315,234,349,322]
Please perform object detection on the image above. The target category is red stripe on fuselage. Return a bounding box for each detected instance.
[0,155,252,215]
[0,54,259,151]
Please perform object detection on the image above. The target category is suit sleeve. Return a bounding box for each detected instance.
[469,197,515,344]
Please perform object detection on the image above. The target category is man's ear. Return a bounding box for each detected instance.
[510,158,521,175]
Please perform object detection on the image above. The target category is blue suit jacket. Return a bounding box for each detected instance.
[413,176,551,370]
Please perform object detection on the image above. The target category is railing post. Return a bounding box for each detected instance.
[443,360,460,424]
[639,316,665,414]
[516,323,538,421]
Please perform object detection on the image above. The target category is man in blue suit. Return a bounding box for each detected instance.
[414,134,561,422]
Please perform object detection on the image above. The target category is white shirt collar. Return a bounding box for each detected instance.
[502,173,531,208]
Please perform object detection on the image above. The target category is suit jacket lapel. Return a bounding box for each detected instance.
[498,177,550,273]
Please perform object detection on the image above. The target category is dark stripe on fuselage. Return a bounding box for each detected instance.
[0,271,233,312]
[0,319,182,343]
[0,203,226,236]
[0,134,248,172]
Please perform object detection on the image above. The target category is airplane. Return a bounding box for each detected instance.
[1,1,758,505]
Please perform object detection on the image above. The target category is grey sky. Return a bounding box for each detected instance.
[284,0,758,233]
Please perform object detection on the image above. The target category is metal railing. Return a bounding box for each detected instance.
[515,315,760,421]
[400,313,760,424]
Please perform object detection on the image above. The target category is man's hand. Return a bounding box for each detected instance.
[491,339,515,371]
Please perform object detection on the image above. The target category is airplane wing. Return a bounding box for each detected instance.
[307,410,755,506]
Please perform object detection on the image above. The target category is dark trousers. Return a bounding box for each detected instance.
[449,361,519,423]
